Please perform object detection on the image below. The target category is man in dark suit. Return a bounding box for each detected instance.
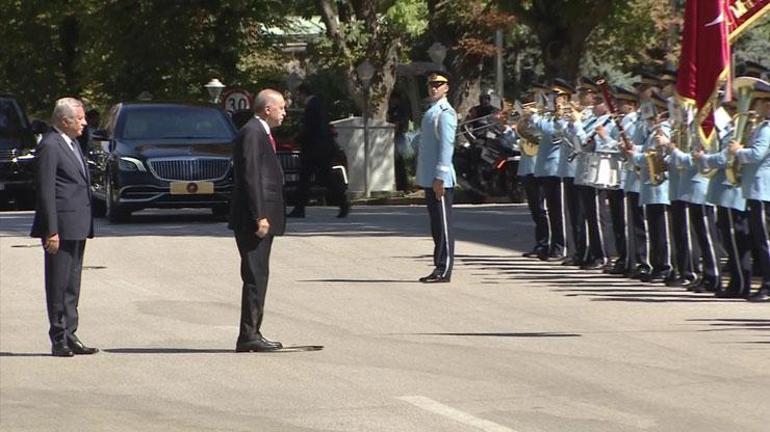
[30,97,98,357]
[229,89,288,352]
[287,83,350,218]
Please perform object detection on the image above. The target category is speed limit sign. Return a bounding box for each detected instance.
[221,88,253,113]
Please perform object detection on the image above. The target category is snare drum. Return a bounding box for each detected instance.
[573,152,590,186]
[585,152,624,189]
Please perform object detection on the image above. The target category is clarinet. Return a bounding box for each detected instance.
[597,78,634,157]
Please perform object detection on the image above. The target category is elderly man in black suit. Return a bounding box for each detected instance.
[229,89,288,352]
[30,97,98,357]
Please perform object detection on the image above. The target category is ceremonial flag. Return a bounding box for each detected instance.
[675,0,731,148]
[727,0,770,41]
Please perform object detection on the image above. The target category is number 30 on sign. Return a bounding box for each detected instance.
[221,89,253,114]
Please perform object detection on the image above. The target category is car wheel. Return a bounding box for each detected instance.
[211,203,229,220]
[106,173,129,223]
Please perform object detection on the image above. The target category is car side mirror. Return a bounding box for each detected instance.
[92,129,109,140]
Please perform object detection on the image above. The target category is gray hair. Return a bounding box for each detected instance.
[51,97,83,126]
[253,89,283,113]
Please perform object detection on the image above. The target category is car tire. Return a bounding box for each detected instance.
[106,173,130,223]
[211,203,229,220]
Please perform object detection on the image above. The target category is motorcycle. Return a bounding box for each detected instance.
[453,115,523,203]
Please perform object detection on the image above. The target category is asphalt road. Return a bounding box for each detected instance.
[1,205,768,431]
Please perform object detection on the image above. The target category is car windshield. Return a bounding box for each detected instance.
[0,99,28,137]
[119,106,233,140]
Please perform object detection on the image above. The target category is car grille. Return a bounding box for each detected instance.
[277,152,300,171]
[147,158,230,181]
[0,149,16,161]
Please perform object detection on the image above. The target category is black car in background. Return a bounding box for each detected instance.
[0,95,39,208]
[87,103,236,222]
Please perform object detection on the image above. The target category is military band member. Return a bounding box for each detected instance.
[531,81,568,260]
[728,79,770,302]
[695,104,751,298]
[667,123,721,292]
[547,78,584,265]
[417,70,457,283]
[600,86,634,275]
[568,77,611,269]
[615,86,651,278]
[629,90,673,283]
[660,76,697,288]
[518,85,549,258]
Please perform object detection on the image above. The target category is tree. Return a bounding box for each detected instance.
[500,0,622,81]
[309,0,428,120]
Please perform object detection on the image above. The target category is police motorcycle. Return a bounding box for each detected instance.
[452,105,523,203]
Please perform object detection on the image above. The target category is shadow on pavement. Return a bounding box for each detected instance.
[412,332,581,338]
[0,352,52,357]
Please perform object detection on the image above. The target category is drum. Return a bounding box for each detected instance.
[573,152,590,186]
[584,152,624,189]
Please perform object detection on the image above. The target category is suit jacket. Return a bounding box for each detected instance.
[228,117,286,236]
[297,95,334,163]
[30,130,94,240]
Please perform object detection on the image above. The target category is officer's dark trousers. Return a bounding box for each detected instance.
[689,203,720,286]
[235,232,273,344]
[522,174,549,253]
[716,206,752,295]
[577,185,607,263]
[645,204,672,274]
[670,200,694,279]
[561,177,584,260]
[425,187,454,278]
[44,239,86,345]
[295,157,347,211]
[747,199,770,290]
[607,189,627,266]
[537,176,565,257]
[625,191,650,272]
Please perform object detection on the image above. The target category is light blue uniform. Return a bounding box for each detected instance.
[671,148,710,205]
[501,128,536,176]
[701,134,747,211]
[736,121,770,201]
[634,121,672,205]
[560,112,595,178]
[531,114,564,178]
[416,97,457,188]
[624,113,644,193]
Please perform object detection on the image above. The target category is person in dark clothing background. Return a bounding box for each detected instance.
[287,83,350,218]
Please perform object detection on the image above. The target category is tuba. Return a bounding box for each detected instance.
[725,77,762,186]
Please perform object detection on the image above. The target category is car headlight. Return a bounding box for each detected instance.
[11,148,36,162]
[118,157,147,172]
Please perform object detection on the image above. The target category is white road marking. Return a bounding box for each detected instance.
[399,395,519,432]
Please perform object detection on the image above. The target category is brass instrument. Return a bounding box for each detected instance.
[645,114,670,186]
[726,77,762,186]
[513,100,541,156]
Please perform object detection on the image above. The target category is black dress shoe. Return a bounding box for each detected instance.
[715,289,743,298]
[52,343,74,357]
[641,271,669,283]
[286,208,305,218]
[604,262,627,275]
[748,288,770,302]
[68,336,99,355]
[561,257,583,266]
[236,335,283,352]
[580,260,605,270]
[419,273,451,283]
[693,279,721,294]
[522,249,541,258]
[337,202,350,218]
